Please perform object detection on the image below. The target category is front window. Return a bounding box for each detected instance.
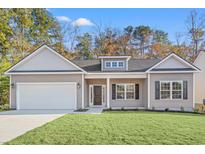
[126,84,135,99]
[105,61,125,68]
[118,61,124,68]
[160,82,171,99]
[160,81,183,100]
[105,61,111,68]
[112,62,117,68]
[116,84,125,99]
[172,81,182,99]
[116,84,135,100]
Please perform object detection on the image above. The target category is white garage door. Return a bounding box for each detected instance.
[16,82,77,110]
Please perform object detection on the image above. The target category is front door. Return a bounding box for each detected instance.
[93,86,102,105]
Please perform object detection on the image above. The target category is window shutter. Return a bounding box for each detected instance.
[112,84,116,100]
[155,81,160,99]
[135,84,139,99]
[183,81,188,99]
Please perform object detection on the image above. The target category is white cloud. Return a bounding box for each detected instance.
[72,18,94,27]
[56,16,71,22]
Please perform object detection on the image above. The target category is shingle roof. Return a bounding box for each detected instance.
[72,58,161,72]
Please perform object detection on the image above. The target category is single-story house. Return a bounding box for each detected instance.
[4,44,200,111]
[194,50,205,105]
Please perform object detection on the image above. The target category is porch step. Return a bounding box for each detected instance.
[86,107,103,114]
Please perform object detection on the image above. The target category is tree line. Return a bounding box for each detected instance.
[1,9,205,62]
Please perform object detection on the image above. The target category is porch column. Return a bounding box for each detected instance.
[107,78,110,108]
[147,73,150,109]
[193,73,195,108]
[81,74,84,109]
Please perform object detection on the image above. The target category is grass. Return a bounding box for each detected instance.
[5,111,205,145]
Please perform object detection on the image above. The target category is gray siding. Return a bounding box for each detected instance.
[15,47,79,71]
[142,78,148,108]
[150,73,193,110]
[10,74,82,109]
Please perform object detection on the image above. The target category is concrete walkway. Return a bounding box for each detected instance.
[86,107,104,114]
[0,110,70,144]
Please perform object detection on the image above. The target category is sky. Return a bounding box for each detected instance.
[49,8,205,44]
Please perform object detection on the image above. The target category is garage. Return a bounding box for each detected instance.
[16,82,77,110]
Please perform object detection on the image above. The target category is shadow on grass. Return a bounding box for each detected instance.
[103,110,205,117]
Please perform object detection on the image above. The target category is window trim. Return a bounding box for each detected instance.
[112,61,118,68]
[104,61,125,68]
[89,84,106,106]
[160,80,183,100]
[116,83,135,100]
[105,61,111,68]
[118,61,124,68]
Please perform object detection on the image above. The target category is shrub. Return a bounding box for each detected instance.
[165,108,169,112]
[0,76,9,105]
[201,105,205,112]
[0,104,9,110]
[180,106,184,112]
[193,108,199,113]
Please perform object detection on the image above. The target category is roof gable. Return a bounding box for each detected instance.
[194,51,205,67]
[155,56,189,69]
[147,53,200,72]
[5,45,85,74]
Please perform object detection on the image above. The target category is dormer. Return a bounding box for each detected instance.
[98,56,131,71]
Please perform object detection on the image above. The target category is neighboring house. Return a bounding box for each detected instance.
[194,51,205,105]
[4,44,200,111]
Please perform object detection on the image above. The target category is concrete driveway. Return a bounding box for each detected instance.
[0,110,72,144]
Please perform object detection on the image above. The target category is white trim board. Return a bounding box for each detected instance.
[85,74,147,79]
[148,71,199,74]
[5,72,85,75]
[81,74,84,109]
[9,75,12,109]
[5,44,86,75]
[98,56,131,60]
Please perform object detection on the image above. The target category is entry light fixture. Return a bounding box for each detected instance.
[11,82,15,89]
[77,83,81,89]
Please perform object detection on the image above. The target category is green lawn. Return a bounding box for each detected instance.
[5,111,205,145]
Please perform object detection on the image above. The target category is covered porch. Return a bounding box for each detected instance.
[84,73,148,109]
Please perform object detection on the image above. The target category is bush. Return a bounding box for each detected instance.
[0,76,9,105]
[201,105,205,112]
[180,106,184,112]
[165,108,169,112]
[0,104,9,110]
[193,108,199,113]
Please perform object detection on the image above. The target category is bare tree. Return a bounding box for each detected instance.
[61,22,80,51]
[175,32,183,47]
[186,10,205,57]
